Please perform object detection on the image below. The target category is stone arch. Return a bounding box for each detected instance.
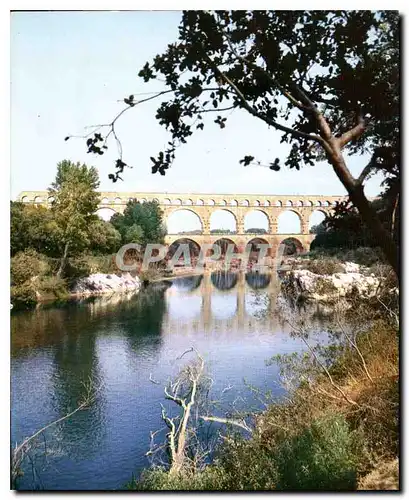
[101,197,109,204]
[305,200,313,207]
[219,200,227,206]
[278,237,305,256]
[47,196,55,204]
[163,198,171,205]
[210,209,238,233]
[309,209,327,232]
[241,199,250,206]
[244,209,270,233]
[167,237,201,261]
[253,200,260,206]
[322,200,330,207]
[285,200,293,207]
[21,196,28,203]
[213,238,239,256]
[172,198,182,205]
[211,271,238,291]
[246,272,271,290]
[208,199,216,206]
[277,209,302,234]
[114,197,122,204]
[315,200,322,207]
[296,200,303,207]
[197,199,204,205]
[264,200,271,207]
[166,208,203,234]
[33,196,43,204]
[247,237,271,262]
[183,199,193,205]
[230,199,238,206]
[96,207,118,221]
[170,275,203,292]
[153,198,160,203]
[275,201,282,207]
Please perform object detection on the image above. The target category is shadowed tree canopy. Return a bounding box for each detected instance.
[71,10,399,274]
[111,199,166,246]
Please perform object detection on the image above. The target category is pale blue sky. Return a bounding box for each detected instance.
[10,11,385,233]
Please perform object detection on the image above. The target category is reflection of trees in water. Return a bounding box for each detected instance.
[11,287,169,464]
[50,327,104,460]
[11,287,169,352]
[170,275,203,292]
[245,290,270,318]
[245,272,271,289]
[211,271,238,290]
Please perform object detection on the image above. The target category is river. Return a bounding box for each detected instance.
[11,272,332,490]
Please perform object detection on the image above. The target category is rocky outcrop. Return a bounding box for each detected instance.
[282,262,381,303]
[72,272,141,296]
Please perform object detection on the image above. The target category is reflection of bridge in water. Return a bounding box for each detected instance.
[162,271,283,336]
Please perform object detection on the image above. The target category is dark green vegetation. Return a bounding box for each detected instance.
[311,196,399,253]
[11,160,165,308]
[129,306,399,491]
[75,10,399,275]
[111,199,166,246]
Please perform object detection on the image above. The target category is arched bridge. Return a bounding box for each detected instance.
[17,191,348,254]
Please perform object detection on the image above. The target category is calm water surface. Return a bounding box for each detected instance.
[11,272,331,490]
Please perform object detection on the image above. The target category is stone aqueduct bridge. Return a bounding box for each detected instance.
[17,191,348,253]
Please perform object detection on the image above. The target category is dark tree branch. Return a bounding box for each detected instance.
[338,114,367,148]
[207,56,323,144]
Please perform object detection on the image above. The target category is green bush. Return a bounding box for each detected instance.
[273,415,358,490]
[64,254,118,280]
[37,276,69,300]
[11,249,50,285]
[10,282,37,308]
[134,466,231,491]
[133,415,358,491]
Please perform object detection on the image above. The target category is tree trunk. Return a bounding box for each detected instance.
[57,241,70,278]
[329,149,399,278]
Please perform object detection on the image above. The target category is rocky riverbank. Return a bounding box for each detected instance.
[281,258,395,303]
[71,272,141,296]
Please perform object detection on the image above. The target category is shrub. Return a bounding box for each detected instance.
[37,276,69,300]
[64,254,118,280]
[273,415,358,490]
[139,267,162,284]
[11,249,50,285]
[10,282,37,308]
[134,466,231,491]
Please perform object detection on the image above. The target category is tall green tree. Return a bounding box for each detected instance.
[76,10,399,275]
[11,202,60,257]
[49,160,101,276]
[111,200,166,246]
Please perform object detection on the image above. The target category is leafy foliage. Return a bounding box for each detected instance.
[49,160,101,257]
[11,202,60,257]
[111,199,166,246]
[273,415,357,490]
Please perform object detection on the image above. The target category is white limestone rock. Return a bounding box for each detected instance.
[283,268,380,302]
[72,272,141,296]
